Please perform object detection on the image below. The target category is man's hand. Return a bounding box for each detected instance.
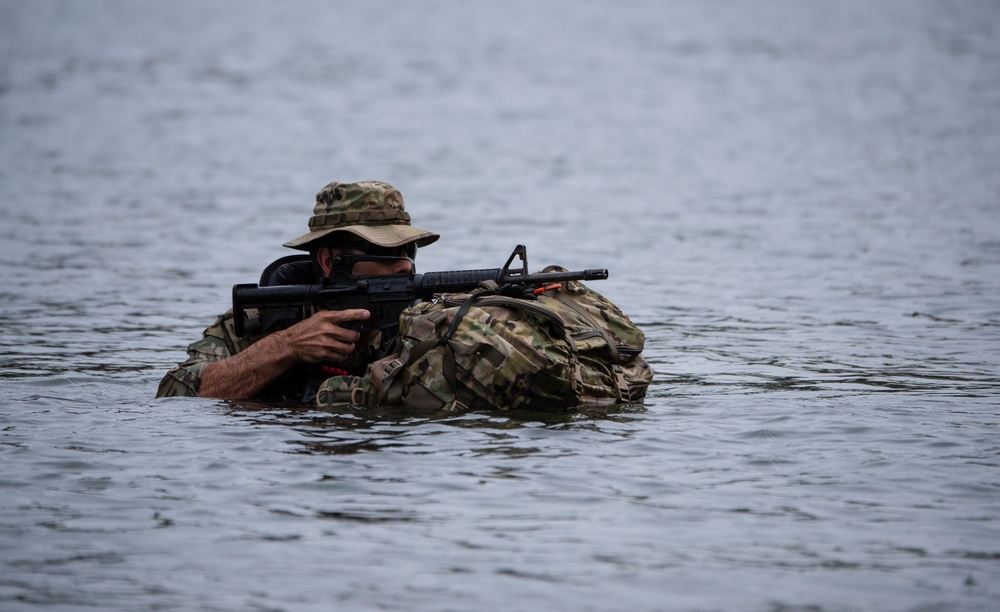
[276,309,371,364]
[197,309,371,399]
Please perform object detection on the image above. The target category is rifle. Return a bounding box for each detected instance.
[232,244,608,337]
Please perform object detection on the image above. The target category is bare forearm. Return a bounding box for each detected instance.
[198,331,298,398]
[196,308,370,399]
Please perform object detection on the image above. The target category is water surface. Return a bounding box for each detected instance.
[1,1,999,610]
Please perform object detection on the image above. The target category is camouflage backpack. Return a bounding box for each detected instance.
[316,267,653,412]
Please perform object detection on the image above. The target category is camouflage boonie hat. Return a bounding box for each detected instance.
[283,180,440,251]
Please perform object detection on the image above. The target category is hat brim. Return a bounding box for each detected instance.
[283,224,440,251]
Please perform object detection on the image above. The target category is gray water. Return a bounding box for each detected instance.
[2,1,999,610]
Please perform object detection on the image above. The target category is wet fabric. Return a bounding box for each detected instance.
[317,270,653,411]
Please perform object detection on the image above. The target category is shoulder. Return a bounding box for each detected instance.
[189,309,262,359]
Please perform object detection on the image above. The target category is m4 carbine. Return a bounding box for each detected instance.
[231,244,608,337]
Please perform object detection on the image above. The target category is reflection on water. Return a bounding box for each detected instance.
[2,0,1000,610]
[227,401,649,456]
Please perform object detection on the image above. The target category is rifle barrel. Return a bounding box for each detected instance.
[513,268,609,283]
[413,267,608,297]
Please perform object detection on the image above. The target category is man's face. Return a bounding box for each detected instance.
[316,241,414,277]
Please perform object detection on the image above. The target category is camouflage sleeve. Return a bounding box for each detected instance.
[155,314,235,398]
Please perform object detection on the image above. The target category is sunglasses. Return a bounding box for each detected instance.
[339,241,417,260]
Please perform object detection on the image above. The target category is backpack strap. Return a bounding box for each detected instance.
[379,287,484,405]
[376,338,442,409]
[545,289,625,364]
